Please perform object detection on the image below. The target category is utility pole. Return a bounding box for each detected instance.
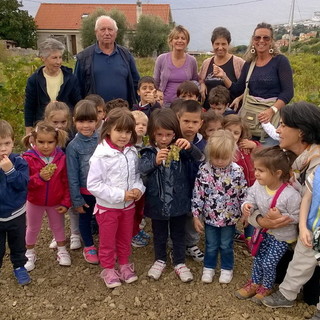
[288,0,295,54]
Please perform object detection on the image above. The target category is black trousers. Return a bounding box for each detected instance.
[0,213,27,269]
[152,215,186,266]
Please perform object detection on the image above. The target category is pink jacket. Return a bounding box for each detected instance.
[198,55,245,84]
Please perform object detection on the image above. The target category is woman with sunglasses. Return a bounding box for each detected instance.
[215,22,293,144]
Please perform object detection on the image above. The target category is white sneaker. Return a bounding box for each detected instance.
[219,269,233,284]
[49,238,57,249]
[25,251,36,271]
[174,263,193,282]
[186,245,204,262]
[70,234,82,250]
[57,250,71,266]
[148,260,166,280]
[201,267,215,283]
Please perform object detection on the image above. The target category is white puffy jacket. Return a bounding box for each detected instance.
[87,140,145,209]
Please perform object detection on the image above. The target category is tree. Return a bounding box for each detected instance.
[0,0,37,48]
[81,8,128,48]
[131,15,171,57]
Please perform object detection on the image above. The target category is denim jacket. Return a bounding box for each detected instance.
[66,132,98,207]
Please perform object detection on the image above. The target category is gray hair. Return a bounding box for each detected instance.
[95,15,118,32]
[39,38,65,59]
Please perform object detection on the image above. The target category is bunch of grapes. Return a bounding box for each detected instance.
[164,145,181,167]
[41,163,57,176]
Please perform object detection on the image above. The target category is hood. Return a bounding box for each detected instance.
[93,140,137,158]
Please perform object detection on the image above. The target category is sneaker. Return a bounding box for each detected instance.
[49,238,57,249]
[100,268,121,289]
[25,250,36,272]
[201,267,215,283]
[262,290,295,308]
[234,232,245,243]
[70,234,82,250]
[148,260,166,280]
[219,269,233,284]
[251,286,272,305]
[119,263,138,284]
[13,267,31,285]
[83,246,99,264]
[138,229,151,240]
[186,245,204,262]
[310,310,320,320]
[57,250,71,266]
[131,233,148,248]
[174,263,193,282]
[235,280,260,299]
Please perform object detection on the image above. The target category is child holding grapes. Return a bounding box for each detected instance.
[139,108,204,282]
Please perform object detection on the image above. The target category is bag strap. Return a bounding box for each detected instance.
[241,60,256,111]
[270,183,288,208]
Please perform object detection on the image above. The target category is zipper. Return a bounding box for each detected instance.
[122,151,130,209]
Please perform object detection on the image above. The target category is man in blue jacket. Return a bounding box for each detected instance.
[75,15,140,107]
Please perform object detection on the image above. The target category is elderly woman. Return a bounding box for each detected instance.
[199,27,245,110]
[216,22,293,143]
[24,38,81,134]
[246,102,320,313]
[153,25,198,107]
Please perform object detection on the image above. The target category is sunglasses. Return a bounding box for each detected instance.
[253,35,271,42]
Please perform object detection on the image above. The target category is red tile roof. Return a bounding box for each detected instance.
[35,3,171,30]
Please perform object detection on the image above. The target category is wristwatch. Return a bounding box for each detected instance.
[271,106,278,114]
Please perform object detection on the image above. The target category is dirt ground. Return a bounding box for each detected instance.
[0,218,317,320]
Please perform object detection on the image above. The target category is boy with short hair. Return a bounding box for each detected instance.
[178,100,205,262]
[177,81,200,101]
[132,76,161,118]
[0,120,30,285]
[105,98,129,115]
[208,85,235,116]
[85,94,107,133]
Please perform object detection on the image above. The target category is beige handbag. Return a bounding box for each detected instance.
[240,61,280,138]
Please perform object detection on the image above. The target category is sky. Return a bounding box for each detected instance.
[21,0,320,51]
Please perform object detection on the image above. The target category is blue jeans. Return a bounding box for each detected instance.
[204,224,235,270]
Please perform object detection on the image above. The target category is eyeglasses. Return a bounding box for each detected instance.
[253,35,271,42]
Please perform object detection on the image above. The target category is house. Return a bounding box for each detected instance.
[35,1,172,55]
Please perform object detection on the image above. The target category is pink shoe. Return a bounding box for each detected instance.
[119,263,138,284]
[83,246,99,264]
[100,268,121,288]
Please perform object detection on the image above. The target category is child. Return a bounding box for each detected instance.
[85,94,107,134]
[66,100,99,264]
[139,108,204,282]
[223,114,260,242]
[22,121,71,271]
[0,120,30,285]
[170,98,184,116]
[44,101,81,251]
[178,100,206,262]
[208,85,235,116]
[177,81,200,101]
[192,130,247,284]
[236,146,300,304]
[199,109,223,140]
[155,90,164,107]
[132,76,161,118]
[87,108,145,289]
[131,111,150,247]
[105,98,129,115]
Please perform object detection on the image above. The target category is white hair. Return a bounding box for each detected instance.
[39,38,65,58]
[95,15,118,32]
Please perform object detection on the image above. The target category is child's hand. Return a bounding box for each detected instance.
[124,190,136,201]
[0,155,13,172]
[299,226,312,248]
[242,203,254,218]
[145,90,156,105]
[75,204,89,214]
[239,139,257,151]
[56,206,68,214]
[156,148,169,165]
[266,207,282,220]
[193,217,204,234]
[175,138,191,150]
[240,215,249,227]
[39,169,53,181]
[131,188,142,201]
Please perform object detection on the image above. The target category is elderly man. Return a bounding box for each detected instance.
[75,15,140,106]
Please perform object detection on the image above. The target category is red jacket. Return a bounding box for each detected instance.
[235,141,260,187]
[23,148,71,208]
